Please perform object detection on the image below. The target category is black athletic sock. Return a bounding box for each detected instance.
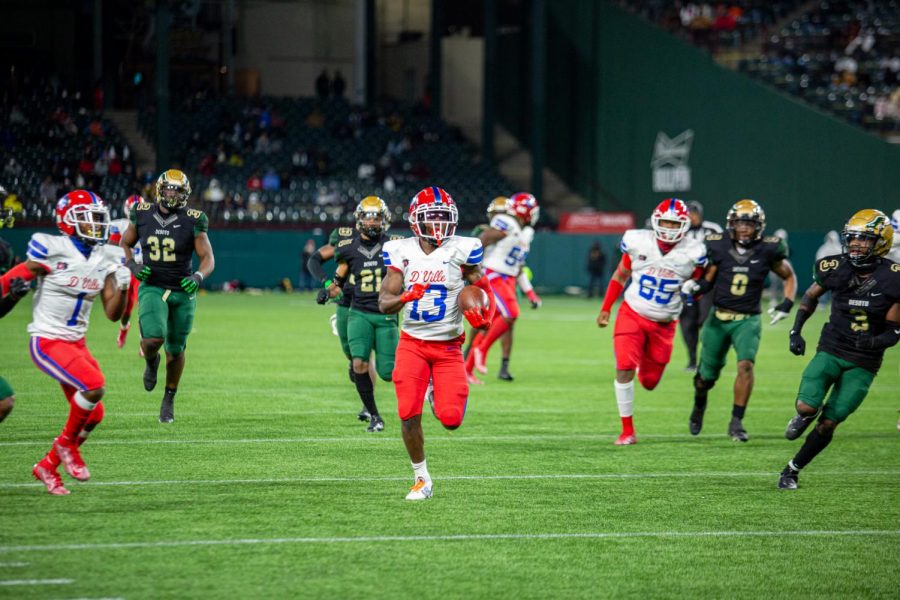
[164,387,177,397]
[353,371,379,417]
[792,427,833,469]
[732,404,746,420]
[500,358,510,371]
[347,362,354,384]
[693,388,708,409]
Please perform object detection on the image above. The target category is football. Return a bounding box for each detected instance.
[458,285,489,312]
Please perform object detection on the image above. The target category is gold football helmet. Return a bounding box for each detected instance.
[841,209,893,267]
[355,195,390,237]
[726,199,766,247]
[487,196,510,220]
[156,169,192,210]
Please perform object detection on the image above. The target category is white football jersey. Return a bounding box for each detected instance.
[25,233,123,341]
[109,217,142,263]
[887,235,900,264]
[482,214,533,276]
[383,235,483,341]
[620,229,707,322]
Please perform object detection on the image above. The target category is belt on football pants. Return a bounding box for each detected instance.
[714,309,753,322]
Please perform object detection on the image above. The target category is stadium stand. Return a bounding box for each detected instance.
[617,1,900,135]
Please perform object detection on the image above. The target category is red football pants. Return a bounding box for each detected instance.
[613,301,677,390]
[393,332,468,428]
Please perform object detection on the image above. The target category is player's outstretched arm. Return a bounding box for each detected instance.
[378,268,408,314]
[101,268,130,321]
[307,244,335,283]
[0,259,46,317]
[478,227,507,249]
[598,255,632,327]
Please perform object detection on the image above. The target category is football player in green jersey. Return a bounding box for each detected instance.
[121,170,215,423]
[327,196,404,432]
[778,209,900,489]
[682,200,797,441]
[308,224,379,422]
[0,200,27,422]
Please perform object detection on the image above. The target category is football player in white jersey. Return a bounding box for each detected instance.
[596,198,707,445]
[380,186,495,500]
[108,194,144,349]
[465,192,541,383]
[888,209,900,263]
[0,190,131,495]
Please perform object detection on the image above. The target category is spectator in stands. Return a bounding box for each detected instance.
[332,70,346,98]
[315,70,330,99]
[247,170,262,191]
[94,155,109,177]
[254,131,271,154]
[87,115,104,138]
[306,108,325,129]
[247,192,263,218]
[292,148,310,176]
[198,152,216,177]
[262,168,280,191]
[228,149,245,167]
[4,158,22,178]
[39,176,58,202]
[586,241,606,299]
[203,179,225,221]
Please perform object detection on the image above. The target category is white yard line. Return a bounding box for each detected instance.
[1,531,896,554]
[0,562,28,567]
[0,578,73,586]
[0,470,897,489]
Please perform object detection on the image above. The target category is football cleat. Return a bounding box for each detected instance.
[405,477,433,500]
[159,390,175,423]
[473,348,488,375]
[366,415,384,433]
[497,369,514,382]
[117,322,131,348]
[143,354,161,392]
[683,364,698,374]
[689,404,705,436]
[357,408,371,422]
[785,413,817,440]
[53,438,90,481]
[728,417,749,442]
[32,461,70,495]
[777,465,799,490]
[614,433,637,446]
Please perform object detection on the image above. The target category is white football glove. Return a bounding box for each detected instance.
[768,306,790,326]
[681,279,701,296]
[114,266,132,290]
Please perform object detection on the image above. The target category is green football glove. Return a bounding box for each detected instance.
[180,273,203,294]
[128,259,151,281]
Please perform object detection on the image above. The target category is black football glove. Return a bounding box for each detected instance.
[855,326,900,351]
[127,259,151,282]
[316,288,330,305]
[180,273,203,294]
[789,330,806,356]
[8,277,30,300]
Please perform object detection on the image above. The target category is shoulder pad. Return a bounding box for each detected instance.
[338,227,354,237]
[705,233,723,241]
[185,208,204,219]
[337,239,353,248]
[818,258,840,272]
[136,202,153,211]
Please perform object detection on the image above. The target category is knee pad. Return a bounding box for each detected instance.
[376,363,393,382]
[638,371,662,391]
[693,373,716,392]
[438,406,464,429]
[164,342,186,355]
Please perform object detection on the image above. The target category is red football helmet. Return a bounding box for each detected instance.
[651,198,690,243]
[409,186,458,246]
[509,192,539,227]
[55,190,110,244]
[123,194,143,219]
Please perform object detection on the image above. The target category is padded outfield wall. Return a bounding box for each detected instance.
[498,1,900,233]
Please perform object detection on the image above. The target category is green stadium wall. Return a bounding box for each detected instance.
[497,1,900,232]
[2,227,825,292]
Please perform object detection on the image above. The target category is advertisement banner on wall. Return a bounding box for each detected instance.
[558,210,636,233]
[651,129,693,192]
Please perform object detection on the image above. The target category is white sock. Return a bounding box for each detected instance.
[614,380,634,418]
[412,460,431,482]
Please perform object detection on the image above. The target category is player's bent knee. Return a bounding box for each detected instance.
[796,400,817,415]
[817,419,838,434]
[164,343,186,355]
[438,407,464,430]
[0,396,14,422]
[694,373,716,391]
[737,361,754,376]
[83,387,105,403]
[352,358,369,374]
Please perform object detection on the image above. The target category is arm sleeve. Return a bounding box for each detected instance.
[307,250,329,283]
